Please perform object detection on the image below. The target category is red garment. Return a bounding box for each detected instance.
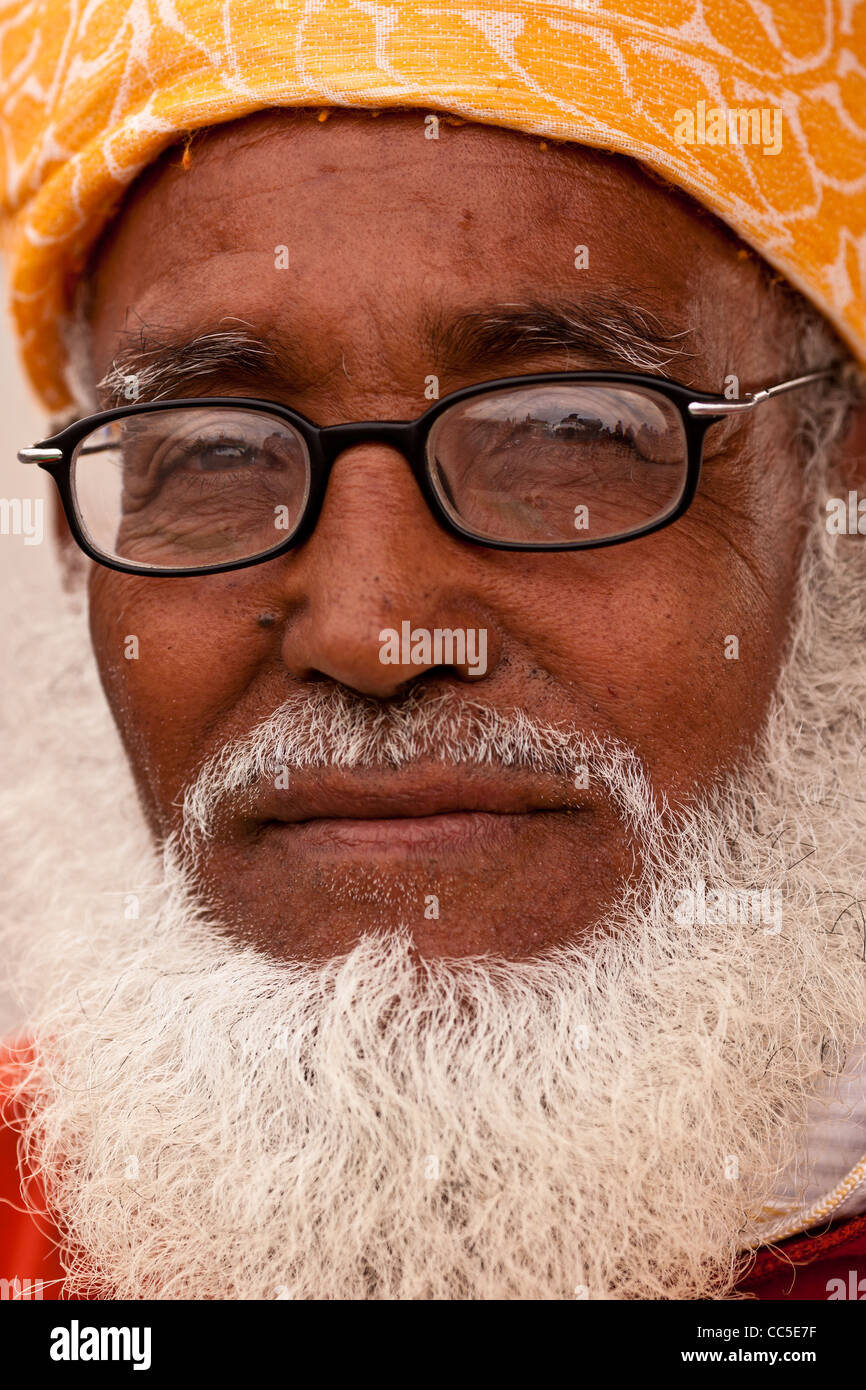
[737,1212,866,1299]
[0,1045,66,1299]
[2,1044,865,1300]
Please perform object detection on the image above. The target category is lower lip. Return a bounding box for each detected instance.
[259,810,555,854]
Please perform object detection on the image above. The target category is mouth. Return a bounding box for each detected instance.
[258,808,563,853]
[184,761,622,958]
[245,772,584,858]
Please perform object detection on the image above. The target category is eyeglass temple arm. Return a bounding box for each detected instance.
[687,368,837,417]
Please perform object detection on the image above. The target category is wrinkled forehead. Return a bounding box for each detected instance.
[81,109,797,392]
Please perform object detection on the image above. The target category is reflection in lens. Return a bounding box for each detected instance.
[71,407,311,568]
[426,384,688,544]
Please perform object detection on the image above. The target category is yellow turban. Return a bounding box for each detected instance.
[0,0,864,410]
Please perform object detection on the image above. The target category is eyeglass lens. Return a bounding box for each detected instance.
[426,383,688,545]
[71,407,312,569]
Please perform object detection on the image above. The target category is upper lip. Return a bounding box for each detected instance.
[242,767,584,827]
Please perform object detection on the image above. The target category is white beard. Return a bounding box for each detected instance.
[2,489,866,1301]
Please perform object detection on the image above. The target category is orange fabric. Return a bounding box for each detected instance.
[0,1,865,412]
[2,1041,866,1300]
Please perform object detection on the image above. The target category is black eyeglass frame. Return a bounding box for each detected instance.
[18,368,833,577]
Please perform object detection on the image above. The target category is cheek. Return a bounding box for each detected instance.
[514,512,800,794]
[88,567,276,822]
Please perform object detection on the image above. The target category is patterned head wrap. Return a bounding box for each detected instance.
[0,1,864,409]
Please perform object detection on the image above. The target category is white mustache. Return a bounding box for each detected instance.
[179,684,658,851]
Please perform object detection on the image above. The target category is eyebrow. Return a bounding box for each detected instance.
[96,319,292,409]
[428,297,692,376]
[95,297,692,410]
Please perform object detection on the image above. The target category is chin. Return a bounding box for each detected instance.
[191,821,625,959]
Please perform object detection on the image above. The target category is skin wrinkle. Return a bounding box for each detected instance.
[67,106,863,961]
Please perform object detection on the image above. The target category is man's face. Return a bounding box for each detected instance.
[83,109,807,959]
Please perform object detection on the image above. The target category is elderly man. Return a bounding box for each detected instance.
[0,1,865,1303]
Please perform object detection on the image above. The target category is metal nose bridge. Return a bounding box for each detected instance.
[318,419,421,467]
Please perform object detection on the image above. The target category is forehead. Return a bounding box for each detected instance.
[84,108,777,382]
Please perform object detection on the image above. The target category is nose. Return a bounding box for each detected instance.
[275,443,500,698]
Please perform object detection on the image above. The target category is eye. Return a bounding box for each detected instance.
[162,435,258,474]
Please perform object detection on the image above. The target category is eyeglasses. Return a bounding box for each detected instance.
[18,368,833,577]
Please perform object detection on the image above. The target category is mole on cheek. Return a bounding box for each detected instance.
[256,613,277,629]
